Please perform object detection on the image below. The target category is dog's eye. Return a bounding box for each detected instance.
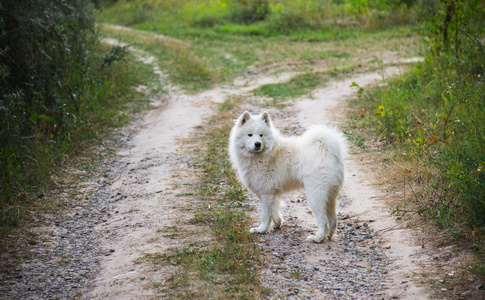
[260,134,263,137]
[248,134,252,137]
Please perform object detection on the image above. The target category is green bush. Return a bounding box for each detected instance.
[228,0,270,24]
[1,0,95,202]
[355,0,485,228]
[416,0,484,228]
[422,0,485,75]
[265,0,333,33]
[0,0,149,229]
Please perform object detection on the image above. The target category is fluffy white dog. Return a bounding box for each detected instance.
[228,111,346,243]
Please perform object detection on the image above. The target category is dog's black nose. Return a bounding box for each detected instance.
[255,142,261,148]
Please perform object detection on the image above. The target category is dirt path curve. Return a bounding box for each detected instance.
[85,34,429,298]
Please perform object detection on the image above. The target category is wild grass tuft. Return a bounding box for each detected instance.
[253,68,353,107]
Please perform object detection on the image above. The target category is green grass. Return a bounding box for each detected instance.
[189,99,263,297]
[253,67,355,107]
[98,0,422,93]
[254,82,305,102]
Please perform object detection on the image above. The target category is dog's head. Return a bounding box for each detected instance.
[234,111,275,154]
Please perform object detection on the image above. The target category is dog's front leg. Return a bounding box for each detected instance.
[250,194,273,234]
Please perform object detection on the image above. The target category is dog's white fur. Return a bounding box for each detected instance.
[228,111,346,243]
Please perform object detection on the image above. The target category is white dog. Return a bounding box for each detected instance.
[228,111,346,243]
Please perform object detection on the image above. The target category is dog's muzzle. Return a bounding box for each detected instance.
[247,141,263,152]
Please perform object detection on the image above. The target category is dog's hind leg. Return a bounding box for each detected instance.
[271,197,283,229]
[306,209,328,243]
[326,193,338,240]
[305,181,340,243]
[305,187,328,243]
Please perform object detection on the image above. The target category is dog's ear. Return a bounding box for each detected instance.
[238,111,251,126]
[261,111,271,126]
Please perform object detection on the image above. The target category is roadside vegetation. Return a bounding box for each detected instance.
[99,0,414,36]
[0,1,155,237]
[348,0,485,275]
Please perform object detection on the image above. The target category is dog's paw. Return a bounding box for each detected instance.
[250,225,269,234]
[306,235,326,243]
[272,218,283,229]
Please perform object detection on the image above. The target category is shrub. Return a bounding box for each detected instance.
[419,0,485,228]
[422,0,485,75]
[228,0,270,24]
[0,0,146,229]
[355,0,485,228]
[265,0,333,33]
[1,0,96,202]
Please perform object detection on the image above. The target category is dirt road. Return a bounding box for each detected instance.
[0,34,431,299]
[85,39,428,298]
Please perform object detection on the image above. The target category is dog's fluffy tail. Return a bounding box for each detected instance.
[306,125,348,162]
